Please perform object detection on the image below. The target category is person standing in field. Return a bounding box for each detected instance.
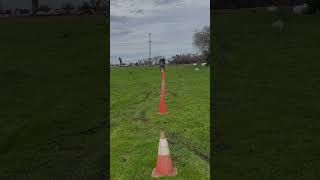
[159,58,166,71]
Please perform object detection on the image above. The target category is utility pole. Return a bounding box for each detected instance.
[148,33,152,63]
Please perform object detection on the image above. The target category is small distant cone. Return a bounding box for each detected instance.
[161,80,166,96]
[152,131,177,178]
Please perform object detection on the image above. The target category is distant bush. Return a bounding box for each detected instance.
[131,53,205,66]
[169,53,205,64]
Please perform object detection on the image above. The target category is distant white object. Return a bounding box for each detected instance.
[293,3,309,15]
[193,63,197,66]
[201,62,207,66]
[272,20,284,32]
[267,6,278,12]
[195,68,199,71]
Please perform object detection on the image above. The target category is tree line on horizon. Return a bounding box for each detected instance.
[116,53,207,67]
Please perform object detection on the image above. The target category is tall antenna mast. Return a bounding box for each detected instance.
[148,33,152,61]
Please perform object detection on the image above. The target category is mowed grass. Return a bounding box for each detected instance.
[111,65,210,179]
[0,16,108,179]
[213,10,320,179]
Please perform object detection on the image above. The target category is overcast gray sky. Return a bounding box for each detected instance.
[110,0,209,64]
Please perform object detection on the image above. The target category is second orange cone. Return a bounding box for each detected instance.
[161,80,165,97]
[159,70,167,115]
[158,93,168,115]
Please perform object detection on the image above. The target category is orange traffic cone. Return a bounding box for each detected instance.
[161,71,166,80]
[158,94,168,115]
[152,131,177,178]
[161,80,166,97]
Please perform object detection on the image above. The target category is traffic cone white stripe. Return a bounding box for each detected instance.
[158,139,170,155]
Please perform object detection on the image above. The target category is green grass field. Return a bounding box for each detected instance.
[110,65,210,179]
[213,10,320,179]
[0,16,108,179]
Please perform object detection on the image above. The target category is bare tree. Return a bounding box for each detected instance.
[193,25,210,64]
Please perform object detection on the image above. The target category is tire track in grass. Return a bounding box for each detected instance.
[132,91,152,106]
[129,90,158,125]
[111,90,153,129]
[132,109,149,122]
[158,83,209,162]
[167,85,209,162]
[167,132,210,163]
[167,69,210,164]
